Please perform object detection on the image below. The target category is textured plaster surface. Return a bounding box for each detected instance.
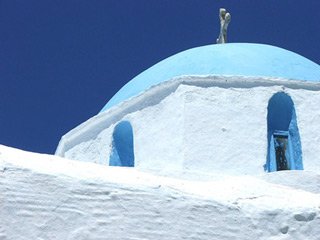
[1,145,320,239]
[57,76,320,175]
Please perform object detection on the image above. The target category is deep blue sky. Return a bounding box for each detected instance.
[1,0,319,154]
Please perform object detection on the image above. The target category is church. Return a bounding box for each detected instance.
[2,9,320,239]
[56,33,320,176]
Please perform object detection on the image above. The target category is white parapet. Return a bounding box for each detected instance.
[1,144,320,239]
[56,75,320,175]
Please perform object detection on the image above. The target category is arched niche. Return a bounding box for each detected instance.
[109,121,135,167]
[266,92,303,172]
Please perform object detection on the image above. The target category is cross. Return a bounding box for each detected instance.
[216,8,231,44]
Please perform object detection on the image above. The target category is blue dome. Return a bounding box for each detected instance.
[101,43,320,112]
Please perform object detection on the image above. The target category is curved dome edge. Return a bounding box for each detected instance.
[100,43,320,113]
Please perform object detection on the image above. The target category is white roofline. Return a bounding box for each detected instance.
[55,74,320,156]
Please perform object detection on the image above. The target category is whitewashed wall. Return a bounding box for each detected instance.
[1,145,320,240]
[57,76,320,176]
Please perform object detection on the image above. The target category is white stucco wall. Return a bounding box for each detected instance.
[57,75,320,176]
[2,145,320,239]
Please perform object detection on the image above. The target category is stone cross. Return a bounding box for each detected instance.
[216,8,231,44]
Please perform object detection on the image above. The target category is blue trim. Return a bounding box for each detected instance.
[266,92,303,172]
[287,135,295,170]
[109,121,135,167]
[269,135,277,172]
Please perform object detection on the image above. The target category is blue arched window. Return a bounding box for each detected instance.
[266,92,303,172]
[109,121,134,167]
